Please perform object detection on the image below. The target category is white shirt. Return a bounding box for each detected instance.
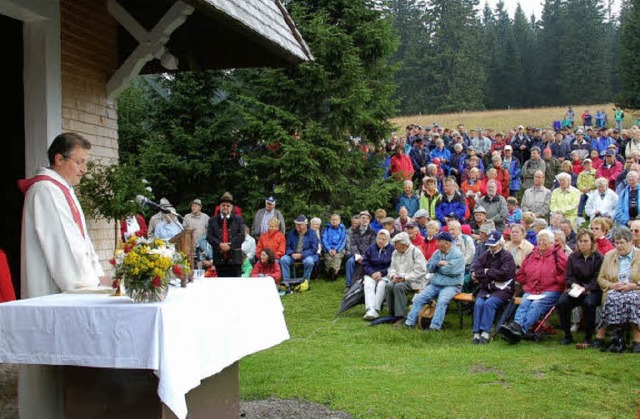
[584,189,618,220]
[21,167,104,298]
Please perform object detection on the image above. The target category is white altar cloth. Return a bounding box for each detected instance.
[0,278,289,419]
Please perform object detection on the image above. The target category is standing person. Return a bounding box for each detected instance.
[207,192,245,277]
[182,198,209,242]
[521,147,546,190]
[388,145,414,181]
[18,132,109,418]
[251,196,286,238]
[566,106,575,128]
[614,106,625,131]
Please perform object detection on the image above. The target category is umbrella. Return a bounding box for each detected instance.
[337,278,365,316]
[491,297,519,341]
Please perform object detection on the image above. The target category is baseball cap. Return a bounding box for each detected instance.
[445,212,459,220]
[605,150,615,156]
[485,230,503,246]
[294,215,308,224]
[405,220,418,229]
[435,232,453,242]
[504,145,512,151]
[266,196,276,204]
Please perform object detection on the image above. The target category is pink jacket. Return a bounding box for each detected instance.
[516,244,567,294]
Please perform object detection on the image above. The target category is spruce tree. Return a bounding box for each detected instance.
[618,0,640,108]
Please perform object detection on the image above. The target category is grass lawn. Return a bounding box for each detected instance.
[240,278,640,417]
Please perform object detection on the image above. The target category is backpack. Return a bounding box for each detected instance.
[417,301,436,330]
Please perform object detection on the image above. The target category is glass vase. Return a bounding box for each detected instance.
[125,284,169,303]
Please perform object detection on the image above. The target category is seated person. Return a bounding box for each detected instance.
[370,209,387,233]
[280,215,319,281]
[384,232,427,324]
[471,230,516,344]
[154,209,183,240]
[413,209,430,238]
[499,230,567,344]
[362,229,394,320]
[241,225,256,263]
[256,218,286,260]
[310,217,322,255]
[405,220,425,256]
[381,216,399,237]
[593,227,640,352]
[423,220,441,261]
[250,248,282,284]
[322,214,347,280]
[346,211,376,289]
[120,213,147,241]
[556,230,603,345]
[403,232,464,331]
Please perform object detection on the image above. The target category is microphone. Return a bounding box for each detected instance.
[135,195,182,217]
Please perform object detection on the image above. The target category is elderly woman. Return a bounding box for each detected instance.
[585,177,618,221]
[461,167,483,213]
[593,227,640,352]
[472,230,516,344]
[430,138,452,174]
[590,217,614,256]
[362,229,394,320]
[395,179,420,217]
[420,176,442,220]
[556,230,604,345]
[504,224,534,272]
[554,231,572,256]
[423,220,440,261]
[550,172,582,225]
[499,230,568,344]
[256,218,287,260]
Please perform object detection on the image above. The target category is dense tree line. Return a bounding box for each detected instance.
[387,0,639,114]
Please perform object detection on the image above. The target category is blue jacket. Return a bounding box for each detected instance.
[458,156,485,174]
[549,140,571,160]
[430,148,452,173]
[395,194,420,217]
[615,184,640,226]
[362,242,394,277]
[286,229,320,261]
[321,223,347,252]
[505,159,522,191]
[591,136,612,154]
[427,246,465,287]
[435,192,466,224]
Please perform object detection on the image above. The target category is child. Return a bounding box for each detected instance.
[505,197,522,226]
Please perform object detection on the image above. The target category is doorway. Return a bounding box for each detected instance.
[0,14,25,298]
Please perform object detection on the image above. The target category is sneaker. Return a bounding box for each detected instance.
[479,336,489,345]
[570,323,580,333]
[363,310,379,321]
[591,338,605,349]
[472,337,480,345]
[499,322,523,344]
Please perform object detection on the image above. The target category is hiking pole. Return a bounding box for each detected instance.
[533,305,556,334]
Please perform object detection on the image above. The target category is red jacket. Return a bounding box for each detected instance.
[251,261,282,284]
[389,154,414,180]
[596,237,614,256]
[517,244,567,294]
[596,161,622,189]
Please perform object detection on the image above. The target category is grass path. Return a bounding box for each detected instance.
[240,279,640,417]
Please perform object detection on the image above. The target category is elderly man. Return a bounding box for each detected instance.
[413,209,430,238]
[503,145,521,197]
[345,211,376,288]
[403,232,465,331]
[409,136,430,183]
[395,180,420,217]
[550,172,582,225]
[597,150,623,190]
[543,147,562,190]
[435,177,466,224]
[448,220,475,271]
[207,192,245,277]
[147,197,173,239]
[280,215,320,282]
[472,230,516,344]
[322,214,347,280]
[571,129,591,160]
[585,177,618,221]
[478,180,508,232]
[183,198,210,242]
[521,171,551,219]
[154,208,183,240]
[615,171,640,226]
[521,147,546,190]
[251,196,286,238]
[470,206,489,239]
[385,232,427,324]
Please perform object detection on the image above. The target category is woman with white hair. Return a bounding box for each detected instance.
[395,179,420,217]
[585,177,618,221]
[499,229,568,344]
[361,229,394,320]
[550,172,582,225]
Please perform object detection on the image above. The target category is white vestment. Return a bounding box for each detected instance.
[21,167,103,299]
[19,167,104,419]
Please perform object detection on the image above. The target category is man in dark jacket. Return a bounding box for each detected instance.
[207,192,245,277]
[280,215,320,281]
[345,211,376,289]
[471,230,516,344]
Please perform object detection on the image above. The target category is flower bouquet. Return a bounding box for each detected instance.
[110,236,190,303]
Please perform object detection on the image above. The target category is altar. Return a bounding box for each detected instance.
[0,278,288,418]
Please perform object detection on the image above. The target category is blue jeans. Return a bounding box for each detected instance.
[514,292,561,331]
[406,284,460,330]
[473,296,507,333]
[280,255,316,280]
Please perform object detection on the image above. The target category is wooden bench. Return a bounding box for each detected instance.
[453,293,522,329]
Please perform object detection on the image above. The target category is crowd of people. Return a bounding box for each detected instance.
[130,119,640,352]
